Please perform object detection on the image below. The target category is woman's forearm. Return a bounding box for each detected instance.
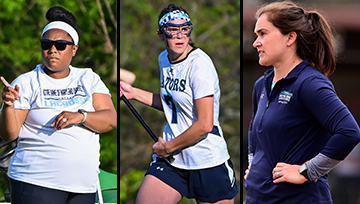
[133,88,163,111]
[82,109,117,133]
[306,153,341,182]
[0,105,26,141]
[165,120,213,153]
[165,96,214,153]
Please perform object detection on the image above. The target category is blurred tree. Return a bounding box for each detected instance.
[0,0,117,200]
[120,0,240,203]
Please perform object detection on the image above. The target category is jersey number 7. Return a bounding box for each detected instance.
[163,95,178,124]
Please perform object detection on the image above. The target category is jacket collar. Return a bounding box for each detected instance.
[263,60,311,96]
[264,60,310,81]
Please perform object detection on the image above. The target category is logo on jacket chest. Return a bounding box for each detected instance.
[278,91,293,104]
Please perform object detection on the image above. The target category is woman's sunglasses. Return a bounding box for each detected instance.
[40,39,74,51]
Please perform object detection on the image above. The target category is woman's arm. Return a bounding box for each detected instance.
[0,106,28,141]
[153,95,214,158]
[273,77,360,184]
[83,93,117,133]
[52,93,117,133]
[0,77,28,141]
[120,81,163,111]
[120,68,136,85]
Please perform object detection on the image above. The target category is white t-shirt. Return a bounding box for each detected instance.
[159,47,230,170]
[5,64,110,193]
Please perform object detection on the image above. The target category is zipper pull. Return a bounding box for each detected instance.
[266,101,269,108]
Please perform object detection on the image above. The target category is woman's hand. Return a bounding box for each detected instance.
[272,162,307,184]
[1,76,19,108]
[52,111,84,130]
[244,165,251,180]
[120,81,134,99]
[152,137,171,158]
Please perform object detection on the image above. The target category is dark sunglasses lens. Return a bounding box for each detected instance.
[41,42,52,50]
[41,41,69,51]
[54,43,67,50]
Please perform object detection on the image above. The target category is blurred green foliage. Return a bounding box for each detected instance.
[120,0,240,203]
[0,0,117,201]
[119,169,144,203]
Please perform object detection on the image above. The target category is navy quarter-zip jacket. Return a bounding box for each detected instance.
[244,61,360,203]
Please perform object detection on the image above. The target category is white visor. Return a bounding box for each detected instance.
[42,21,79,45]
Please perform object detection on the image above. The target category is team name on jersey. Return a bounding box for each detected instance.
[43,85,85,97]
[43,85,88,107]
[161,76,186,92]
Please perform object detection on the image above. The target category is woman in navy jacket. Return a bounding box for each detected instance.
[244,1,360,203]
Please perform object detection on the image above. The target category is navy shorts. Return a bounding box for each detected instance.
[145,157,238,202]
[10,178,96,204]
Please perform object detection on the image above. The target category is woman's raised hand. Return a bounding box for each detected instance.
[120,81,135,100]
[1,76,20,107]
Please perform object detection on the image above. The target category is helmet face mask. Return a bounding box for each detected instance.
[160,22,193,38]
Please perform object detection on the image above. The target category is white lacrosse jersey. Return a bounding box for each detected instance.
[4,64,110,193]
[159,47,230,169]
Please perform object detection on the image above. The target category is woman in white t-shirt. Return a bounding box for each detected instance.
[120,3,238,204]
[0,6,116,204]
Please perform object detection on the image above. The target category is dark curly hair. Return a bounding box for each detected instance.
[45,6,79,42]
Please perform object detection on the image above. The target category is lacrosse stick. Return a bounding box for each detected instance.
[120,94,174,163]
